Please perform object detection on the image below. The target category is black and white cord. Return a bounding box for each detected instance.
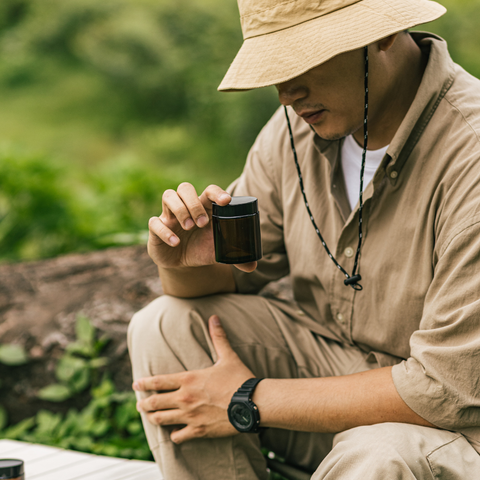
[284,45,369,291]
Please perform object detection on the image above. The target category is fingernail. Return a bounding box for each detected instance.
[211,316,221,326]
[196,215,208,227]
[132,381,140,391]
[136,401,143,412]
[184,218,194,229]
[169,235,179,246]
[219,194,231,203]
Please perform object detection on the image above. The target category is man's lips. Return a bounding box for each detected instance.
[297,109,326,125]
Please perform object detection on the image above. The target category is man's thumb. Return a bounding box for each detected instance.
[209,315,234,361]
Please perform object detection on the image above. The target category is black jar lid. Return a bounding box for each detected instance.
[212,196,258,217]
[0,459,24,479]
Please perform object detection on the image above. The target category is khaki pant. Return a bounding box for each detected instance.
[127,294,480,479]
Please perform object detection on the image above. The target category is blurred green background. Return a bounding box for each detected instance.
[0,0,478,263]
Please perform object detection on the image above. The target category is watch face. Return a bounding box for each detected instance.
[229,403,254,430]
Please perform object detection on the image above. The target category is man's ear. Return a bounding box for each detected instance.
[377,33,399,52]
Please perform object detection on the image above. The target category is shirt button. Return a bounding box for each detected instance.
[336,313,345,324]
[344,247,354,258]
[390,171,398,179]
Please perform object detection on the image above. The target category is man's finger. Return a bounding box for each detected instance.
[133,373,182,392]
[148,217,180,247]
[176,183,209,228]
[170,425,198,445]
[145,408,183,426]
[208,315,237,363]
[199,185,231,211]
[234,261,257,273]
[137,391,177,413]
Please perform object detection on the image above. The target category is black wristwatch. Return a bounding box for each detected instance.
[227,378,264,433]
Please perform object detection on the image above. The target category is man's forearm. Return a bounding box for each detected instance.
[159,263,237,298]
[253,367,435,433]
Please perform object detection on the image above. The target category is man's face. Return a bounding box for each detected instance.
[276,47,366,141]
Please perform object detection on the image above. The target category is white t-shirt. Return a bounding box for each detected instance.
[341,135,388,210]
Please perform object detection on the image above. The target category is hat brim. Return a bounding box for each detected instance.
[218,0,446,91]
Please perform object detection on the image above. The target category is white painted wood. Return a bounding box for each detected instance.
[0,442,61,463]
[31,455,124,480]
[0,440,162,479]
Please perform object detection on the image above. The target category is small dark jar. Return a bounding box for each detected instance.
[212,196,262,264]
[0,459,24,480]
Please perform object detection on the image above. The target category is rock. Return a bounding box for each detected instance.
[0,245,292,424]
[0,246,161,423]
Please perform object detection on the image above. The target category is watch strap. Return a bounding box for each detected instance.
[231,377,264,403]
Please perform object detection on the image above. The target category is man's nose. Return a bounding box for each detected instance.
[276,82,308,106]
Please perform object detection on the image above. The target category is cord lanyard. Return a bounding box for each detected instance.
[284,45,369,291]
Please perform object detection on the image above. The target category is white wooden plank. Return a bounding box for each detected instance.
[30,454,122,480]
[72,461,156,480]
[0,439,34,454]
[27,450,95,478]
[122,465,163,480]
[0,444,60,463]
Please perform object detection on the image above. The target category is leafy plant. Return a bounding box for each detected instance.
[0,316,151,460]
[1,378,151,460]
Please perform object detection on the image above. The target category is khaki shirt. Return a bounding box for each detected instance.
[230,33,480,450]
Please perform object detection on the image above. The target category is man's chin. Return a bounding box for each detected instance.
[312,125,362,142]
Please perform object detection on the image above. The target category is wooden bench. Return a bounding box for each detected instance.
[0,440,162,480]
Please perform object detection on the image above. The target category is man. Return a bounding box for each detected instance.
[128,0,480,478]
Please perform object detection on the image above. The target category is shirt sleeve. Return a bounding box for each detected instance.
[392,213,480,433]
[227,108,290,294]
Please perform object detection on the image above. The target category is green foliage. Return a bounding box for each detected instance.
[0,149,180,262]
[417,0,480,79]
[0,343,28,366]
[37,315,109,401]
[0,316,151,460]
[1,378,151,460]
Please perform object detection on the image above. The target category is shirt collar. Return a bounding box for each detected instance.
[313,33,456,186]
[385,32,456,185]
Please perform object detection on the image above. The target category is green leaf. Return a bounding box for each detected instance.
[89,357,109,369]
[126,420,142,435]
[94,334,111,354]
[56,355,88,383]
[90,419,110,437]
[66,341,95,358]
[0,405,8,431]
[36,410,62,435]
[0,344,28,366]
[55,355,90,392]
[70,367,90,393]
[37,384,72,402]
[76,315,96,348]
[92,377,115,399]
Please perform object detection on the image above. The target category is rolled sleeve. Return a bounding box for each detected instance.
[392,217,480,432]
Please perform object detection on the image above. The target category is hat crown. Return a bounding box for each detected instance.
[239,0,361,39]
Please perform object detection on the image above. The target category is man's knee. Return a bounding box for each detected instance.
[313,423,468,479]
[128,294,217,378]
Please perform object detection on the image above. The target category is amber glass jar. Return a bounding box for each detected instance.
[0,459,24,480]
[212,196,262,264]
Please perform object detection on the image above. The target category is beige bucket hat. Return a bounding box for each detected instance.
[218,0,446,91]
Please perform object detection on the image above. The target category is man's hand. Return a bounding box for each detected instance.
[134,315,254,444]
[148,183,256,272]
